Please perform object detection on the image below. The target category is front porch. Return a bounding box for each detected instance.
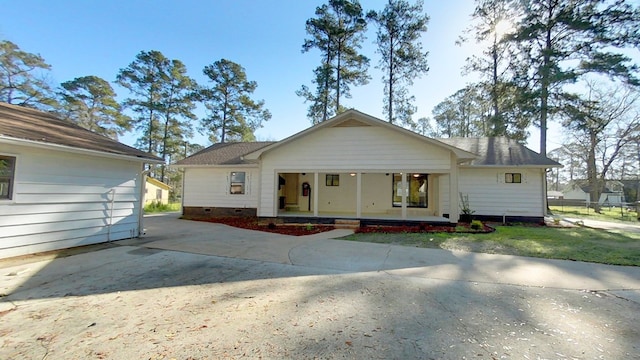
[274,171,459,223]
[276,211,451,227]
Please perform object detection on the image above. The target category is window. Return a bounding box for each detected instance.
[326,174,339,186]
[156,189,162,200]
[0,155,16,200]
[230,172,246,194]
[392,173,428,208]
[505,173,522,183]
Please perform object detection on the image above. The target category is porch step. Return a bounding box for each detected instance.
[334,219,361,230]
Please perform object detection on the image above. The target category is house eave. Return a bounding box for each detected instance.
[0,136,163,164]
[170,163,260,169]
[459,164,563,169]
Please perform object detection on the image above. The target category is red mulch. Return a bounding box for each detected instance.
[184,217,335,236]
[356,223,494,234]
[184,216,495,235]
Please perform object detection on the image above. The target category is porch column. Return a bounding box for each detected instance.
[313,172,319,217]
[401,172,407,219]
[449,155,459,223]
[435,175,443,217]
[356,172,362,218]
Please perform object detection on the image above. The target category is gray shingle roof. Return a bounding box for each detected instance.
[0,102,161,162]
[175,142,276,166]
[437,137,560,167]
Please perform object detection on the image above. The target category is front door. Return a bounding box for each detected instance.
[284,173,298,205]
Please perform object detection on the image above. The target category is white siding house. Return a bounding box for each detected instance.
[0,103,161,259]
[175,110,560,224]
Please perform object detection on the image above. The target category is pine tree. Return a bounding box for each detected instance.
[369,0,429,127]
[199,59,271,143]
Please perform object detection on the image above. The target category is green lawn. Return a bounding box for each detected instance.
[550,205,638,223]
[339,225,640,266]
[144,202,181,213]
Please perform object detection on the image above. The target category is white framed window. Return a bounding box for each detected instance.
[325,174,339,186]
[230,171,246,194]
[0,155,16,200]
[505,173,522,183]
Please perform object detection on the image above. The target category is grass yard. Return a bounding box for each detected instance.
[144,202,181,213]
[550,205,638,223]
[338,225,640,266]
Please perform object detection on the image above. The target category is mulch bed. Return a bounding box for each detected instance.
[184,216,335,236]
[356,223,495,234]
[184,216,495,235]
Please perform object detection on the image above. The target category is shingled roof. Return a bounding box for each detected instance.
[0,102,161,162]
[437,137,561,167]
[175,142,275,166]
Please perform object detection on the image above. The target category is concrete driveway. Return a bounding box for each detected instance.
[1,213,639,359]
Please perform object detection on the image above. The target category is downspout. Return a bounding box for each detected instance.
[107,188,116,241]
[137,167,150,238]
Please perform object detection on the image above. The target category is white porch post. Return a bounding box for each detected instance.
[356,172,362,218]
[434,175,443,217]
[449,155,459,223]
[401,172,407,219]
[313,172,319,217]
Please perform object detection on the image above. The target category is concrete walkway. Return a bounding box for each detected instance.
[562,216,640,233]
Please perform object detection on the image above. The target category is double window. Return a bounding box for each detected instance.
[325,174,339,186]
[505,173,522,183]
[393,173,427,208]
[230,172,246,194]
[0,155,16,200]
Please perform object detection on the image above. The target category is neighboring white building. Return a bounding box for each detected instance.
[563,180,625,205]
[175,110,560,224]
[144,177,171,205]
[0,103,161,259]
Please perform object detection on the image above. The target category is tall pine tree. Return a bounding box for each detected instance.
[298,0,369,123]
[369,0,429,127]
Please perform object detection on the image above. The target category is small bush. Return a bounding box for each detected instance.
[144,201,173,213]
[470,220,483,230]
[267,222,277,229]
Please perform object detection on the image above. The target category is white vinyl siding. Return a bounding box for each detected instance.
[0,144,144,259]
[457,168,544,217]
[258,126,453,217]
[183,167,259,208]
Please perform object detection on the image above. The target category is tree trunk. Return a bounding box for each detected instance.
[388,32,394,123]
[587,131,600,213]
[539,23,552,157]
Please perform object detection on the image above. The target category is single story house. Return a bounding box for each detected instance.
[145,177,171,205]
[0,102,161,259]
[563,180,625,205]
[174,110,560,224]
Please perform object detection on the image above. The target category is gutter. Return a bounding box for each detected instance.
[0,135,163,164]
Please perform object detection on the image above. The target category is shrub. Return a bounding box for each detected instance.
[470,220,483,230]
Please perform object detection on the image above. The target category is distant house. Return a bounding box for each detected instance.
[547,190,564,199]
[620,180,640,203]
[145,177,171,205]
[563,180,625,205]
[174,110,561,224]
[0,102,161,259]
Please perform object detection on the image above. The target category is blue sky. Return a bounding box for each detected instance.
[1,0,559,152]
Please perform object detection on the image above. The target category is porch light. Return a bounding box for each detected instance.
[350,173,356,176]
[413,174,421,178]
